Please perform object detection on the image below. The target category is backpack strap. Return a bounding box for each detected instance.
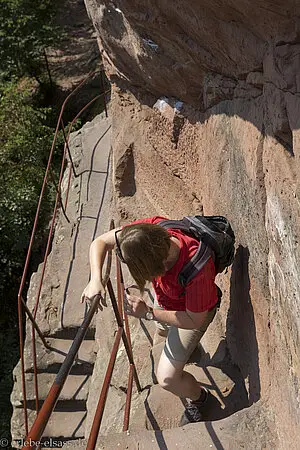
[158,219,214,287]
[178,243,213,287]
[158,219,190,234]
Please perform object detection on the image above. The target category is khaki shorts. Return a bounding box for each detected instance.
[154,299,217,364]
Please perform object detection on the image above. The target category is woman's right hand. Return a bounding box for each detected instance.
[80,279,107,311]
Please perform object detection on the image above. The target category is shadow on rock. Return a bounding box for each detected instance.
[188,340,249,422]
[201,372,248,422]
[189,245,260,420]
[226,245,261,405]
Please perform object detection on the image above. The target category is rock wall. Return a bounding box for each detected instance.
[84,1,300,447]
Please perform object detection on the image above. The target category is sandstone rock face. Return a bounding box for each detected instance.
[85,1,300,447]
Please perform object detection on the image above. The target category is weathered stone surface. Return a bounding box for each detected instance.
[17,338,96,374]
[91,83,299,446]
[86,275,157,437]
[25,114,111,339]
[147,322,249,430]
[11,408,86,443]
[11,373,91,406]
[84,1,300,446]
[84,0,300,106]
[11,113,113,445]
[114,142,136,197]
[94,401,277,450]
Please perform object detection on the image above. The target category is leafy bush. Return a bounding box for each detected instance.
[0,80,62,325]
[0,0,59,81]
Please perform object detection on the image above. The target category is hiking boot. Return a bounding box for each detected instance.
[179,387,209,426]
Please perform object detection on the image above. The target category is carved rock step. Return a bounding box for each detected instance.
[90,401,277,450]
[11,408,87,445]
[56,118,112,333]
[127,335,250,433]
[48,325,96,341]
[19,338,96,374]
[44,410,86,439]
[11,372,91,407]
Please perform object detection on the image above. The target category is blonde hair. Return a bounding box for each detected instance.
[119,223,171,291]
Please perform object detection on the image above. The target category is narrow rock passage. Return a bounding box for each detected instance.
[11,112,276,449]
[11,113,112,445]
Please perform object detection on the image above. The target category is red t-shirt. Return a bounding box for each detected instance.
[127,216,218,312]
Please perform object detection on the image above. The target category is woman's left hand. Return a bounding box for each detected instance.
[124,293,148,318]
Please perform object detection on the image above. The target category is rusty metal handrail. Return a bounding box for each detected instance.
[115,253,136,432]
[22,222,142,448]
[26,299,101,443]
[87,271,142,449]
[17,70,109,435]
[18,68,142,448]
[22,246,112,447]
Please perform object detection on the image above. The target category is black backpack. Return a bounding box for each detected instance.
[159,215,235,287]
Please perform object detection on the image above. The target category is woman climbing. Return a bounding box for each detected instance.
[81,215,222,424]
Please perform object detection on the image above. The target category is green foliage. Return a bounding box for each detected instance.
[0,1,67,442]
[0,80,61,320]
[0,0,59,81]
[0,328,19,443]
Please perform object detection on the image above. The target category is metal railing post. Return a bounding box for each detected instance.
[48,168,70,223]
[16,72,118,447]
[16,74,102,424]
[21,295,102,449]
[32,325,40,416]
[86,276,142,450]
[123,364,134,431]
[60,119,78,178]
[86,327,123,450]
[107,279,142,392]
[100,70,108,118]
[18,295,29,436]
[21,297,50,349]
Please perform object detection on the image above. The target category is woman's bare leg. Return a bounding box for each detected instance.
[156,350,202,400]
